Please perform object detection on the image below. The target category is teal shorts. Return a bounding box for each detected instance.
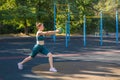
[30,44,49,58]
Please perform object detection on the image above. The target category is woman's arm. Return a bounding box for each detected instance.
[47,30,59,35]
[38,30,59,36]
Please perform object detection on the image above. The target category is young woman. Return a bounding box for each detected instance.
[18,22,59,72]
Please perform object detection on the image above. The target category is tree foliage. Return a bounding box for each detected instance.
[0,0,119,34]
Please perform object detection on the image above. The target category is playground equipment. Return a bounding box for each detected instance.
[54,3,119,47]
[53,3,57,42]
[116,10,119,45]
[83,10,119,47]
[53,3,70,47]
[65,6,70,47]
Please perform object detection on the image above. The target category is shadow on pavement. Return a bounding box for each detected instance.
[0,36,120,80]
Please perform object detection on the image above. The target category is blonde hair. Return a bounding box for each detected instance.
[36,22,43,27]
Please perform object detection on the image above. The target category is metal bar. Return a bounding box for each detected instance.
[83,15,86,47]
[53,3,56,42]
[116,10,119,45]
[100,11,103,46]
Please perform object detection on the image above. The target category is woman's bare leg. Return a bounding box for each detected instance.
[20,56,32,64]
[47,52,57,72]
[47,53,54,68]
[18,56,32,70]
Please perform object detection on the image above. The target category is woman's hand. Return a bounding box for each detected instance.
[56,29,60,33]
[56,27,63,34]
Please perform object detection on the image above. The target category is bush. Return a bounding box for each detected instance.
[0,25,17,34]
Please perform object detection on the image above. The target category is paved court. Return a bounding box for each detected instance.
[0,36,120,80]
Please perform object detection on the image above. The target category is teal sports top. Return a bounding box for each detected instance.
[36,35,45,41]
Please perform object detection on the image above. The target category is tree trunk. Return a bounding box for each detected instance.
[24,19,29,35]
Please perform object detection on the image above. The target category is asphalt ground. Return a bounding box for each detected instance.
[0,36,120,80]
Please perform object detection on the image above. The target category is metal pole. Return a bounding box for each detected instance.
[67,12,70,41]
[100,11,103,46]
[68,4,70,41]
[65,4,70,47]
[53,3,56,42]
[83,15,86,47]
[116,10,119,45]
[66,22,68,47]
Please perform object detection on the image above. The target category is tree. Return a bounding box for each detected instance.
[14,0,36,35]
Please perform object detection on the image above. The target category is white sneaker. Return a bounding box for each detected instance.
[17,63,23,70]
[49,67,57,72]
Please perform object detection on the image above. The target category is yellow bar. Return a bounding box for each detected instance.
[56,4,68,6]
[57,11,67,14]
[57,9,67,12]
[102,12,115,15]
[86,16,100,18]
[67,20,84,23]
